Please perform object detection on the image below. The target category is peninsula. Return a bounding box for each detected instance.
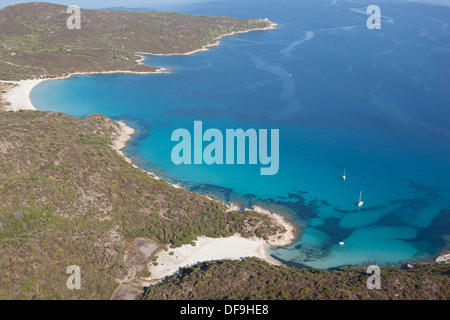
[0,2,276,80]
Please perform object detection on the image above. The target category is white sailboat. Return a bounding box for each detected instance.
[339,241,345,246]
[342,168,346,181]
[358,190,364,207]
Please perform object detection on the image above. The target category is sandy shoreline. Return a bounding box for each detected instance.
[0,67,168,112]
[0,79,46,111]
[110,120,161,180]
[139,208,295,283]
[144,228,295,284]
[143,235,283,283]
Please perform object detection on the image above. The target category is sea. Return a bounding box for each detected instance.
[30,0,450,269]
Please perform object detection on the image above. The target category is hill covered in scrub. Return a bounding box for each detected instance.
[0,2,273,80]
[140,258,450,300]
[0,110,284,299]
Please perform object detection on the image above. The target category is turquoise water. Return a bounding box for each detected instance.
[31,0,450,269]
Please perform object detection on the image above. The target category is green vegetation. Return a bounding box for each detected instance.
[0,2,273,80]
[143,271,152,278]
[0,111,283,299]
[0,83,13,110]
[140,258,450,300]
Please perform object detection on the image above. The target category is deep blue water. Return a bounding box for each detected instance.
[31,0,450,269]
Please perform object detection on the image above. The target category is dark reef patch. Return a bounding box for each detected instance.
[408,181,439,198]
[415,207,450,254]
[315,217,354,245]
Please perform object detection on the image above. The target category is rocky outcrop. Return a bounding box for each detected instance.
[435,252,450,264]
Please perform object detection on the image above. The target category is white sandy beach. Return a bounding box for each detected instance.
[111,121,137,157]
[1,79,46,111]
[145,236,282,282]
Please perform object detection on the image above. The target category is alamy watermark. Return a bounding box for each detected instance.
[66,265,81,290]
[171,121,279,175]
[67,5,81,30]
[367,5,381,30]
[366,265,381,290]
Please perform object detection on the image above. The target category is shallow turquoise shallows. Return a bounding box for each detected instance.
[31,0,450,269]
